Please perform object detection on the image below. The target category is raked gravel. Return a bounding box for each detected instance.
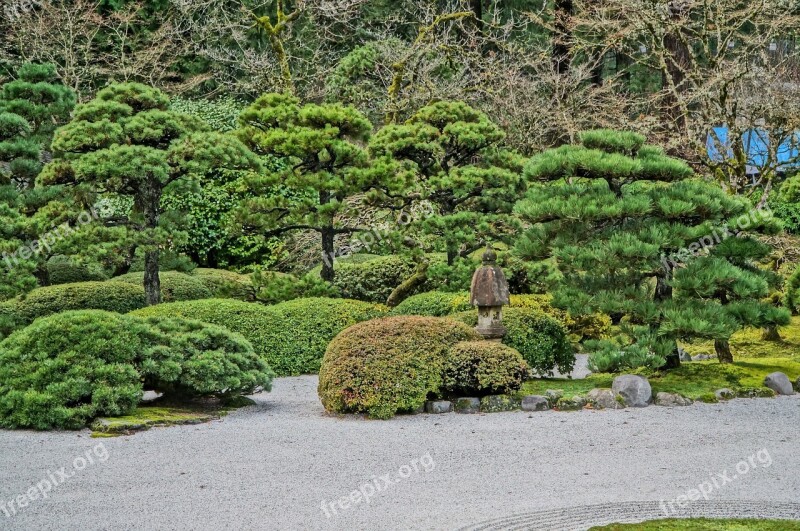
[0,375,798,531]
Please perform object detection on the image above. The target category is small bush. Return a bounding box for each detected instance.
[391,291,472,317]
[586,342,667,373]
[454,307,574,377]
[784,265,800,314]
[113,271,212,302]
[0,311,150,430]
[257,297,388,375]
[14,281,146,324]
[442,341,529,396]
[252,269,338,304]
[191,268,254,300]
[137,316,274,398]
[0,310,274,430]
[330,255,417,303]
[318,316,481,419]
[47,255,108,285]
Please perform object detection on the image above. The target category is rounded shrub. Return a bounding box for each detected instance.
[454,307,574,377]
[191,268,254,300]
[442,341,529,396]
[137,316,274,398]
[391,291,472,317]
[0,311,150,429]
[510,294,611,342]
[784,265,800,314]
[47,255,108,285]
[318,316,481,419]
[257,297,389,375]
[113,271,212,302]
[14,281,146,324]
[0,310,275,430]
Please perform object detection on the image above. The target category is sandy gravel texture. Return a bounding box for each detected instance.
[0,375,798,531]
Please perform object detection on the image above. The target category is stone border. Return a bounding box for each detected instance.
[456,500,800,531]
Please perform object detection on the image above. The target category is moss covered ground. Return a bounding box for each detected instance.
[590,518,800,530]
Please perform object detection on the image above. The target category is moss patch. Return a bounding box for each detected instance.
[90,398,255,437]
[518,358,800,402]
[590,518,800,530]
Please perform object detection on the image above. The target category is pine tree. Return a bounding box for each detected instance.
[235,93,376,282]
[0,64,77,297]
[42,83,259,305]
[515,130,788,368]
[368,101,525,266]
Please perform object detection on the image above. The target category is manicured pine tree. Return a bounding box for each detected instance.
[235,93,376,281]
[42,83,260,305]
[515,130,788,368]
[368,101,525,267]
[0,64,78,296]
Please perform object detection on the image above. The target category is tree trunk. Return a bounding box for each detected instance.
[386,260,429,307]
[715,339,733,364]
[320,227,335,282]
[33,263,50,287]
[139,183,162,306]
[662,3,691,134]
[553,0,573,75]
[761,326,782,342]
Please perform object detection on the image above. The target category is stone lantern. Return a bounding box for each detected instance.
[470,247,510,341]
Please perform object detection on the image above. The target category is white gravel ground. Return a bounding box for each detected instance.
[1,375,799,531]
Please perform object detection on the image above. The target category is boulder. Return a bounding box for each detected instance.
[425,400,453,414]
[611,375,652,407]
[480,395,520,413]
[545,389,563,406]
[763,372,794,396]
[692,354,713,361]
[521,395,550,412]
[678,348,692,362]
[587,388,624,410]
[555,396,586,411]
[654,392,693,407]
[454,397,480,414]
[715,388,735,400]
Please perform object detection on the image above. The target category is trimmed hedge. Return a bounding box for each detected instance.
[113,271,212,302]
[191,268,254,301]
[391,291,472,317]
[0,311,149,430]
[131,297,385,376]
[47,255,108,285]
[318,316,481,419]
[454,307,574,377]
[442,341,529,396]
[254,297,389,375]
[13,281,147,324]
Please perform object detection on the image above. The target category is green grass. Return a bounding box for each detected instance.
[518,358,800,401]
[590,518,800,530]
[682,316,800,360]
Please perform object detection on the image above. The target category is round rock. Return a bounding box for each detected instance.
[763,372,794,396]
[611,375,652,407]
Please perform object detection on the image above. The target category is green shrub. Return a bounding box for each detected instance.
[454,307,574,377]
[14,281,146,324]
[442,341,529,396]
[330,255,417,303]
[113,271,212,302]
[0,310,274,430]
[131,297,384,376]
[586,341,667,373]
[0,311,149,430]
[257,297,388,375]
[318,316,481,419]
[137,316,274,398]
[47,255,108,285]
[0,300,20,340]
[391,291,472,317]
[251,269,339,304]
[191,268,254,300]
